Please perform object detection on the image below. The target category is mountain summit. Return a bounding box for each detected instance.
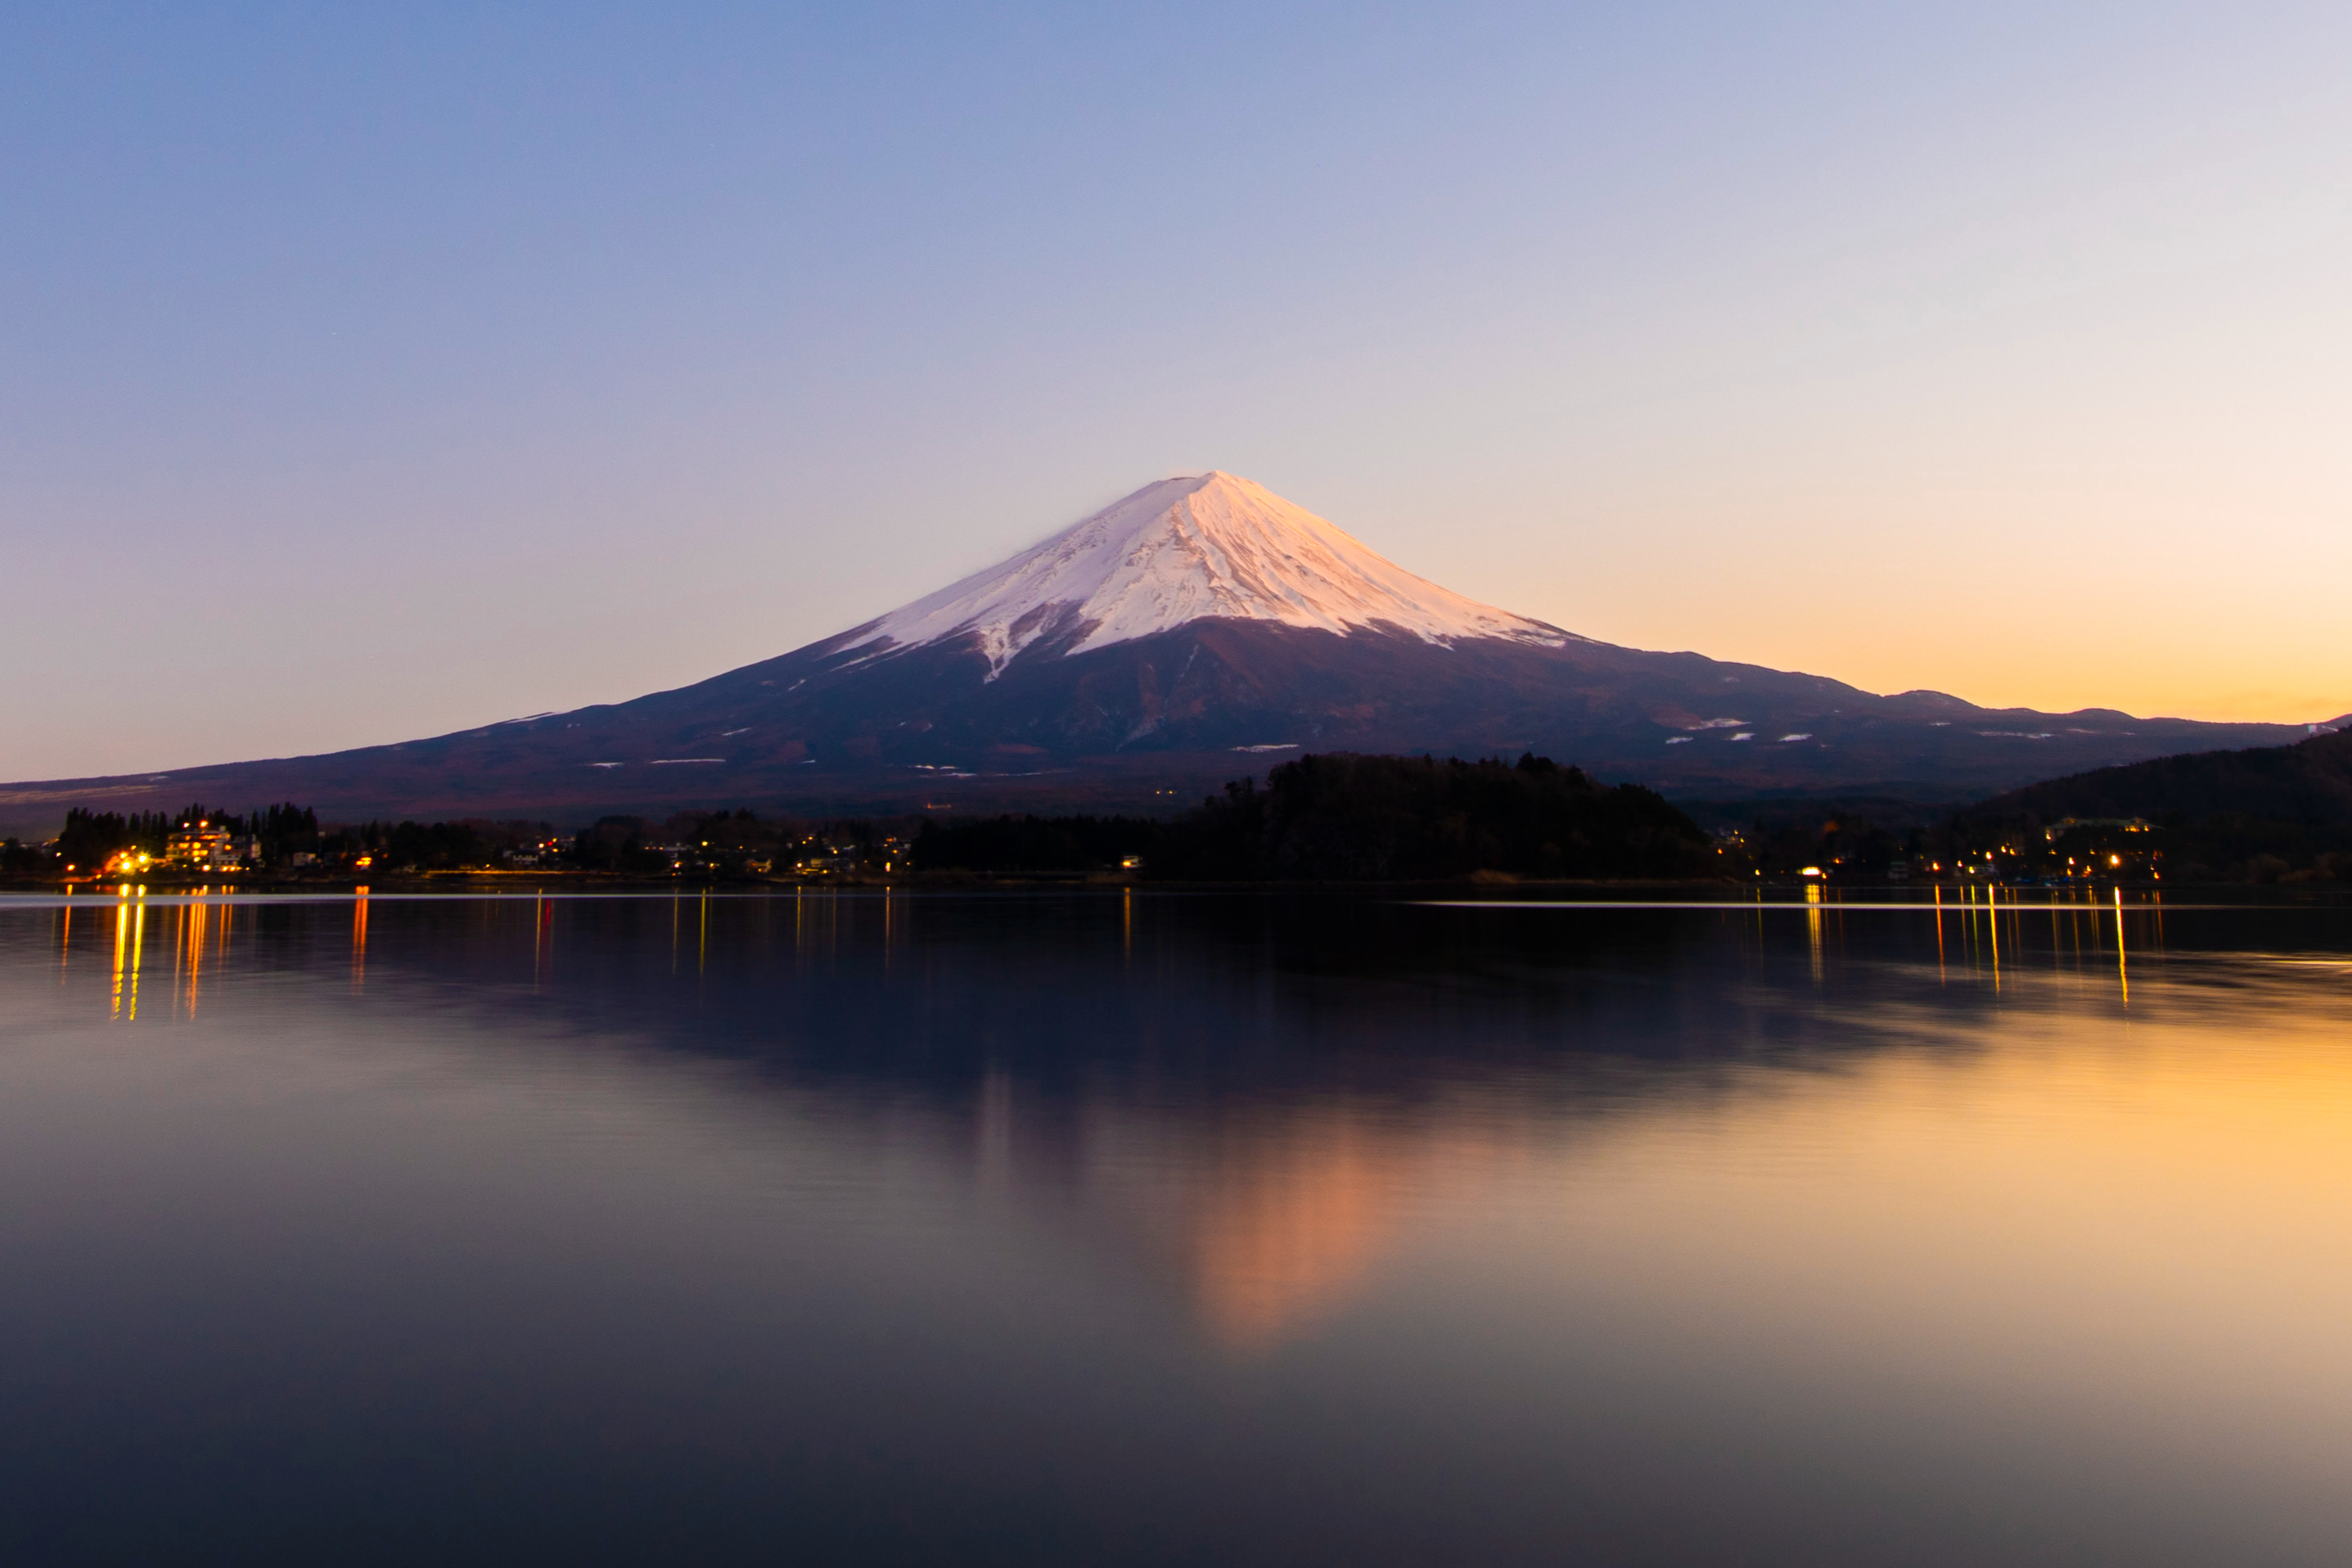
[0,473,2330,827]
[842,472,1567,675]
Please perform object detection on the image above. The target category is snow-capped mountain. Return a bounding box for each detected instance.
[2,473,2331,827]
[840,471,1569,675]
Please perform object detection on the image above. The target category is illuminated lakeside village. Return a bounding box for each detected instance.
[2,775,2301,891]
[7,804,917,886]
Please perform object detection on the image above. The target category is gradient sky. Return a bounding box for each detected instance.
[6,2,2349,780]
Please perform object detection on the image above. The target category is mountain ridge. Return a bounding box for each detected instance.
[1,474,2336,833]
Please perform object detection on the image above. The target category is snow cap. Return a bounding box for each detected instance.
[842,471,1567,674]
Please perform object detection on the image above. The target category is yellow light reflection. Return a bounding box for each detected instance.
[110,899,128,1019]
[127,894,144,1021]
[1986,883,2001,993]
[2115,887,2129,1007]
[1805,881,1824,982]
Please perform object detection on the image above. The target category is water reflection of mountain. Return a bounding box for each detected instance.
[366,895,1833,1337]
[34,888,2292,1348]
[321,888,1948,1132]
[1076,1099,1462,1349]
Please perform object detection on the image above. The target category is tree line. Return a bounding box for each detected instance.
[915,752,1720,881]
[5,761,1720,884]
[49,804,321,872]
[9,804,556,877]
[20,735,2347,885]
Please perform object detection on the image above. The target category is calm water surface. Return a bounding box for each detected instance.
[3,887,2350,1565]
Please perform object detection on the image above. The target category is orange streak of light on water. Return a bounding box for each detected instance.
[352,888,368,994]
[1934,885,1946,984]
[182,895,209,1020]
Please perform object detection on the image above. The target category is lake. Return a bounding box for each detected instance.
[4,885,2350,1565]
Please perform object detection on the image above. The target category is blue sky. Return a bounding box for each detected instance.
[6,2,2349,777]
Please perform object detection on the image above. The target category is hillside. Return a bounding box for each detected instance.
[1970,728,2352,826]
[1958,728,2352,881]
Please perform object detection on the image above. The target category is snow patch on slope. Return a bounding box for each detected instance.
[841,472,1571,676]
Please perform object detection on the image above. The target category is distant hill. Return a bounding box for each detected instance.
[2,472,2336,835]
[1968,728,2352,827]
[1959,726,2352,882]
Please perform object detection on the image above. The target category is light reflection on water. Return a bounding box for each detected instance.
[2,889,2350,1566]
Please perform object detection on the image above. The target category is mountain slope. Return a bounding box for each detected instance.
[0,474,2335,831]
